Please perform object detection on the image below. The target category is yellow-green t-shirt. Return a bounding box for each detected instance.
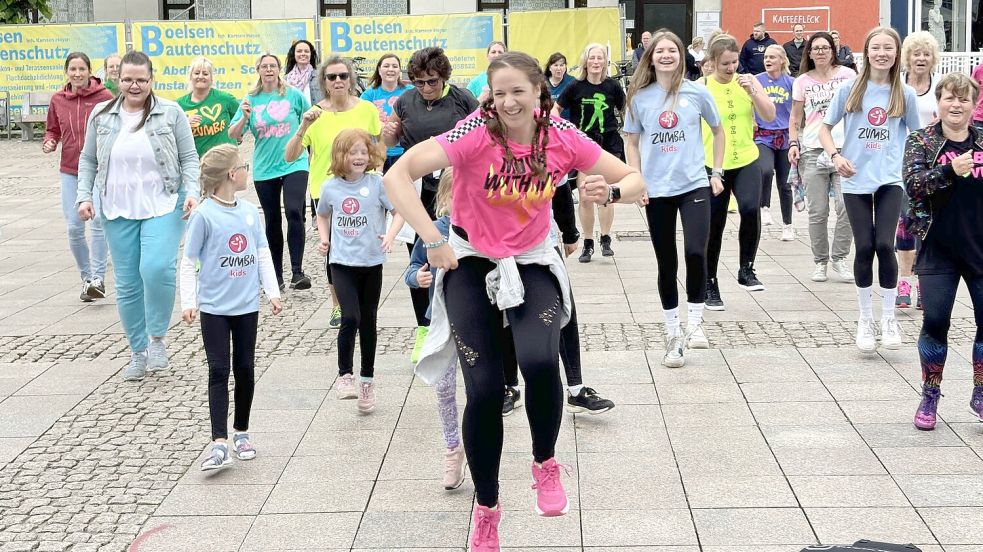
[301,99,382,200]
[701,76,759,169]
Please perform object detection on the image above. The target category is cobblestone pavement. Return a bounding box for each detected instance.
[1,139,981,551]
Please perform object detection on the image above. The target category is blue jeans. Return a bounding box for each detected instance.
[60,173,107,281]
[102,195,186,353]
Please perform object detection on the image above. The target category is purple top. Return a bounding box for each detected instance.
[754,72,794,150]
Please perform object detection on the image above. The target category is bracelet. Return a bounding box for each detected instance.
[422,237,447,249]
[829,152,841,160]
[789,142,799,149]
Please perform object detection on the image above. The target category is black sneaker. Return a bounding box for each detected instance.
[291,273,312,290]
[87,277,106,299]
[79,280,93,303]
[705,278,725,311]
[599,234,614,257]
[737,265,765,291]
[579,239,594,263]
[502,386,522,417]
[566,387,615,415]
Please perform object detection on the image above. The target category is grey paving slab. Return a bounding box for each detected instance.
[692,508,816,546]
[788,475,910,507]
[581,509,698,547]
[239,512,362,551]
[130,516,254,552]
[804,507,937,546]
[683,474,798,508]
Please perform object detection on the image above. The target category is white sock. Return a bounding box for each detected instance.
[881,287,897,320]
[360,376,374,384]
[664,307,681,334]
[687,302,705,327]
[857,286,874,320]
[568,384,584,396]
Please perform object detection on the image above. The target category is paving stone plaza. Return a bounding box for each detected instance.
[0,138,982,551]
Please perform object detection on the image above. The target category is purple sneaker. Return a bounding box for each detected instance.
[970,386,983,422]
[914,385,942,431]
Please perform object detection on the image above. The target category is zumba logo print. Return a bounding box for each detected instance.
[867,107,888,126]
[228,233,247,253]
[187,104,228,138]
[763,84,790,104]
[483,156,560,223]
[651,111,686,152]
[580,92,610,133]
[858,107,890,147]
[937,149,983,178]
[338,196,368,237]
[253,100,292,139]
[342,197,361,215]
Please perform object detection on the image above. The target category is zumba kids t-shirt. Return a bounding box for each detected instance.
[315,173,394,267]
[178,88,241,156]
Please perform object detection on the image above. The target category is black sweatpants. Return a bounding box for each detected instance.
[645,187,711,309]
[843,186,904,289]
[757,144,793,225]
[255,170,309,283]
[330,264,384,377]
[445,256,564,508]
[707,162,762,279]
[407,186,439,327]
[201,311,258,441]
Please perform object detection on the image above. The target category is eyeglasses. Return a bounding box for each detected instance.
[233,163,250,173]
[811,46,832,52]
[325,72,350,81]
[258,64,279,71]
[412,77,442,88]
[120,78,151,86]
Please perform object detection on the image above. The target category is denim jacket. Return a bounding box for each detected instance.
[77,96,200,206]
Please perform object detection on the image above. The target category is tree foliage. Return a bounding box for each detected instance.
[0,0,52,24]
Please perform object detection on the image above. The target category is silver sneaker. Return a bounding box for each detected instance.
[147,340,169,372]
[686,324,710,349]
[830,259,854,282]
[663,332,685,368]
[123,351,148,381]
[811,262,828,282]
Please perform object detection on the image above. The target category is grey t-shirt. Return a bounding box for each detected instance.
[316,173,394,267]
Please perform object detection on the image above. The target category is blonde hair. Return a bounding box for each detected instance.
[626,29,687,117]
[435,168,453,217]
[935,72,980,104]
[690,36,705,49]
[707,33,739,63]
[318,56,358,98]
[248,53,286,97]
[577,43,608,81]
[187,56,214,93]
[845,27,907,117]
[199,144,240,199]
[329,128,386,178]
[901,31,940,74]
[764,44,790,75]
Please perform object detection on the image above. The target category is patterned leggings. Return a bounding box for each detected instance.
[434,360,460,450]
[918,271,983,387]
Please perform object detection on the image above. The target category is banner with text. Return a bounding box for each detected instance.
[321,13,504,83]
[0,23,125,105]
[507,8,623,75]
[132,19,314,100]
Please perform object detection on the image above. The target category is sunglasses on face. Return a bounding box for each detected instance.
[412,77,441,88]
[325,72,350,81]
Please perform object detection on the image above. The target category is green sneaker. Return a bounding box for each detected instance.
[329,306,342,329]
[411,326,429,363]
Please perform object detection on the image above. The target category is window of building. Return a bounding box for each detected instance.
[162,0,196,19]
[321,0,353,16]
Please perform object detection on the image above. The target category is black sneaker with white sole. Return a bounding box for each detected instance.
[291,273,312,290]
[502,386,522,416]
[566,387,615,414]
[705,278,725,311]
[579,239,594,263]
[737,265,765,291]
[87,277,106,299]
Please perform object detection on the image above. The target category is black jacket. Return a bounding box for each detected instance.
[783,39,806,76]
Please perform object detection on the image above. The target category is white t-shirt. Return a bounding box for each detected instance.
[102,109,176,220]
[911,73,939,127]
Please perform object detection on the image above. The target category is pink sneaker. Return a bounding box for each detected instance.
[335,374,357,400]
[442,445,466,490]
[530,458,570,517]
[913,384,942,431]
[357,382,376,413]
[470,504,501,551]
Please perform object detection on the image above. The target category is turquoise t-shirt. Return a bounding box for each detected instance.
[360,85,409,158]
[624,81,721,198]
[467,73,489,100]
[823,80,922,194]
[230,86,310,181]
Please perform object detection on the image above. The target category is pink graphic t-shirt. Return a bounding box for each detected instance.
[792,66,855,149]
[435,113,602,258]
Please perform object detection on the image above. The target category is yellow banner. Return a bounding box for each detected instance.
[506,8,623,75]
[132,19,315,100]
[0,23,125,99]
[321,13,504,84]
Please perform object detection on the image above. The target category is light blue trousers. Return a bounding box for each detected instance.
[60,173,108,281]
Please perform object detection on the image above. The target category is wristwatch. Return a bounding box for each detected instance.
[604,185,621,206]
[711,169,724,180]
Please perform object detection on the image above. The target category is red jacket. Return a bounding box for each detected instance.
[44,77,114,175]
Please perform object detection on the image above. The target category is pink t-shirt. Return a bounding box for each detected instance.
[435,112,602,258]
[972,63,983,122]
[792,66,855,149]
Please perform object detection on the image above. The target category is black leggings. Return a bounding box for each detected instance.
[407,186,439,327]
[201,311,258,441]
[645,187,711,309]
[757,144,793,225]
[842,186,904,289]
[707,163,762,279]
[445,256,563,508]
[917,271,983,386]
[330,264,383,377]
[255,171,309,282]
[504,280,583,389]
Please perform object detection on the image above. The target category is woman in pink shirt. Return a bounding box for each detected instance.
[384,51,643,551]
[972,62,983,124]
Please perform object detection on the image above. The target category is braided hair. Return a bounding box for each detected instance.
[478,51,553,182]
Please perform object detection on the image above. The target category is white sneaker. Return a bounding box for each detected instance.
[856,318,877,352]
[881,317,902,349]
[663,332,685,368]
[686,324,709,349]
[830,259,854,282]
[811,262,828,282]
[780,224,795,241]
[761,207,774,226]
